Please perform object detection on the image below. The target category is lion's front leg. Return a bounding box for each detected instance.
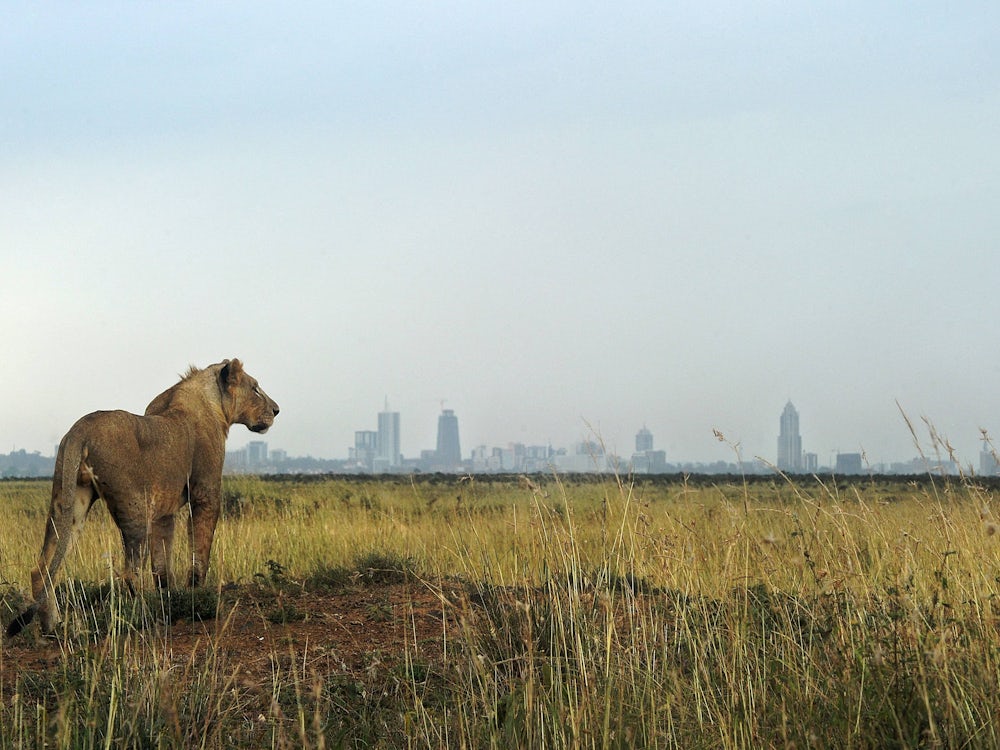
[187,488,220,588]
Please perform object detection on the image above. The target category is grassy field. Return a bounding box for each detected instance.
[2,470,1000,748]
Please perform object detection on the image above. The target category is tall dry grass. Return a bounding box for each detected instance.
[1,462,999,747]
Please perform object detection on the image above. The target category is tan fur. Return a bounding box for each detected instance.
[7,359,279,636]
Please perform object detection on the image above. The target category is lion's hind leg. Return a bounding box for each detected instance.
[149,514,176,589]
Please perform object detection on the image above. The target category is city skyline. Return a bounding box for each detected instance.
[218,399,982,476]
[4,393,991,476]
[5,402,990,478]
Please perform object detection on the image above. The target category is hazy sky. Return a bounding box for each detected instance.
[3,2,999,468]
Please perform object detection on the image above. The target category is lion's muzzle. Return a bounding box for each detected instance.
[250,399,279,433]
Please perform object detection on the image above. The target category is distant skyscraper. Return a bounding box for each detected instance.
[631,425,666,474]
[247,440,268,467]
[435,409,462,468]
[777,401,803,472]
[636,426,654,453]
[354,430,378,471]
[377,401,401,469]
[835,452,863,475]
[981,437,1000,476]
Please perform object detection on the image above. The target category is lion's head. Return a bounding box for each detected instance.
[219,359,280,433]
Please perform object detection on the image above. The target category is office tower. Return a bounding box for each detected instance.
[247,440,268,467]
[636,426,654,453]
[777,401,803,472]
[632,425,666,473]
[436,409,462,468]
[377,402,401,469]
[835,452,863,475]
[354,430,378,471]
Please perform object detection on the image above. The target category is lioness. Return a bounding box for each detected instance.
[7,359,279,636]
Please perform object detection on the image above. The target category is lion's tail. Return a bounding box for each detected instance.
[6,429,89,638]
[63,426,90,494]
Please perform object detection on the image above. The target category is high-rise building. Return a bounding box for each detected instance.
[636,426,654,453]
[377,402,401,470]
[777,401,803,472]
[435,409,462,469]
[247,440,268,467]
[631,426,667,473]
[835,452,863,475]
[354,430,378,471]
[981,438,1000,476]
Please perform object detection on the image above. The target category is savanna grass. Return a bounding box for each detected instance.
[1,460,999,747]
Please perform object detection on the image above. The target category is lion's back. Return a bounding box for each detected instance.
[59,410,143,454]
[58,410,192,491]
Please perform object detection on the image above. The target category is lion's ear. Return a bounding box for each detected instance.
[220,359,244,387]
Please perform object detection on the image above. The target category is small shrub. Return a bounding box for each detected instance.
[353,551,416,584]
[266,601,306,624]
[156,587,220,624]
[304,563,353,592]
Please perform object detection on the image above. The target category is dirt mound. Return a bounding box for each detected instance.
[2,580,456,697]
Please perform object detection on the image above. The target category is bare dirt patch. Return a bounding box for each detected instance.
[2,580,458,703]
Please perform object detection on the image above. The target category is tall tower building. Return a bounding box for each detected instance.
[377,400,401,469]
[631,425,667,473]
[435,409,462,469]
[354,430,378,471]
[981,436,1000,477]
[636,426,654,453]
[246,440,268,467]
[777,401,803,472]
